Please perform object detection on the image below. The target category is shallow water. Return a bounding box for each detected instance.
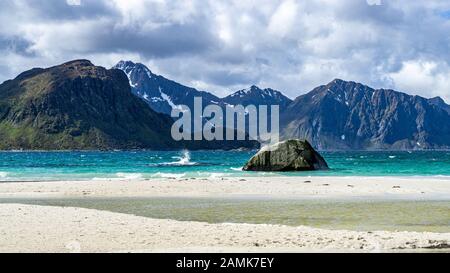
[3,197,449,233]
[1,150,450,181]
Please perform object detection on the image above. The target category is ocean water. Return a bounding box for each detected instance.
[0,150,450,181]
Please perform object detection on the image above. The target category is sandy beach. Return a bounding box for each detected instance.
[1,176,450,200]
[0,176,449,252]
[0,203,449,253]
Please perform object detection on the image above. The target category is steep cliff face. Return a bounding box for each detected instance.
[0,60,177,150]
[281,79,450,150]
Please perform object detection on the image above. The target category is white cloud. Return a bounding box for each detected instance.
[66,0,81,6]
[1,0,450,102]
[389,60,450,102]
[268,0,299,37]
[366,0,382,6]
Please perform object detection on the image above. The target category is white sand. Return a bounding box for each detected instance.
[0,176,449,200]
[0,203,449,253]
[1,176,449,252]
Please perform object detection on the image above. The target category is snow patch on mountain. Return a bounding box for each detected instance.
[145,67,153,79]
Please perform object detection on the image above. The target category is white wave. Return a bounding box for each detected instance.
[209,172,230,179]
[91,177,116,181]
[0,172,8,178]
[430,175,450,179]
[389,156,397,159]
[192,172,232,179]
[151,172,186,179]
[230,167,243,171]
[161,150,197,166]
[116,172,143,179]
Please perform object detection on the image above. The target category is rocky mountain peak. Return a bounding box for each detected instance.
[223,85,292,107]
[115,60,152,74]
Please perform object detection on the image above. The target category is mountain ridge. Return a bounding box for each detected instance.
[281,79,450,150]
[113,60,293,115]
[115,61,450,150]
[114,61,450,111]
[113,60,223,115]
[2,59,450,151]
[0,60,259,150]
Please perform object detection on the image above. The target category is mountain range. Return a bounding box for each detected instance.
[0,59,449,150]
[113,61,291,116]
[115,60,450,150]
[0,60,257,150]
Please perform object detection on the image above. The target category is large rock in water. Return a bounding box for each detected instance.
[243,140,329,171]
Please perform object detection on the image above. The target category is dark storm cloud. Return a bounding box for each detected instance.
[0,36,35,56]
[87,21,219,58]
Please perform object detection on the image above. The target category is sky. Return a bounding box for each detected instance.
[0,0,450,101]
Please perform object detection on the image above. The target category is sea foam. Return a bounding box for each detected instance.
[151,172,186,179]
[158,150,198,166]
[116,173,143,179]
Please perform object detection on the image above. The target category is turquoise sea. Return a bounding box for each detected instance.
[1,150,450,182]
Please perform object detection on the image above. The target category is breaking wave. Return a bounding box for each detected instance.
[116,172,143,179]
[154,150,199,166]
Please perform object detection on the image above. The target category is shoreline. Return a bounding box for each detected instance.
[3,174,450,182]
[1,176,450,200]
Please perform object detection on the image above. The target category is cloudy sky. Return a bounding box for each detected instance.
[1,0,450,101]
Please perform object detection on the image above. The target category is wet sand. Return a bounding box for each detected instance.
[0,176,449,200]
